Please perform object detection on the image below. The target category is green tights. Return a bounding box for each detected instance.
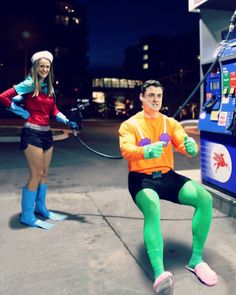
[135,180,212,279]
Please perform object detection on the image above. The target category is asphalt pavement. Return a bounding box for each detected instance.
[0,121,235,295]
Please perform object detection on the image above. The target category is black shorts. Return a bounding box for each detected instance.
[20,127,53,151]
[128,170,190,204]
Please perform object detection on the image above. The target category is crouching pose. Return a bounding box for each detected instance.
[119,80,217,294]
[0,50,78,230]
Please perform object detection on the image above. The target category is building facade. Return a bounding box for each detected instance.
[0,0,89,111]
[123,33,200,116]
[92,77,143,118]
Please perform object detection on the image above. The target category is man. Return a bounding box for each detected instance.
[119,80,217,294]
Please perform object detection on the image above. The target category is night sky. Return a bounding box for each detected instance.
[78,0,200,69]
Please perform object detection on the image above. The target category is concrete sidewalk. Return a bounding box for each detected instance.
[1,123,235,218]
[0,185,235,295]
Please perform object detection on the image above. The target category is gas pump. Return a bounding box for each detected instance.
[188,1,236,197]
[198,39,236,197]
[199,66,221,131]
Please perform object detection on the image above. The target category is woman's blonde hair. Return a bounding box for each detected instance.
[30,59,54,97]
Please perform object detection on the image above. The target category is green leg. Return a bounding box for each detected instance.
[178,180,213,269]
[136,188,164,279]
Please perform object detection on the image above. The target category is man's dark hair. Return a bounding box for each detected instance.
[140,80,164,95]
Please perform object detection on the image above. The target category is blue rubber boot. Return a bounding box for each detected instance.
[35,183,50,218]
[35,183,67,221]
[21,186,55,230]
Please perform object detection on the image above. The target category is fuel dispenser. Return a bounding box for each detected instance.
[188,0,236,197]
[198,47,236,197]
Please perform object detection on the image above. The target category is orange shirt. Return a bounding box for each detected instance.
[119,111,194,174]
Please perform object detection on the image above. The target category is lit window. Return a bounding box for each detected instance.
[56,15,69,26]
[93,79,100,87]
[64,4,75,12]
[112,78,119,88]
[136,80,143,86]
[143,54,148,60]
[115,97,126,111]
[92,92,105,103]
[143,63,149,69]
[99,79,104,87]
[120,79,128,88]
[128,80,134,88]
[56,2,75,13]
[143,44,149,51]
[104,78,112,87]
[127,80,143,88]
[73,17,80,24]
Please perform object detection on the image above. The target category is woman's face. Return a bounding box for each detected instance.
[37,58,51,79]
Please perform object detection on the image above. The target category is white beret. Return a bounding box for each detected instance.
[31,50,53,64]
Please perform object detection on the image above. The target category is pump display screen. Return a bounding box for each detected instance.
[210,81,219,90]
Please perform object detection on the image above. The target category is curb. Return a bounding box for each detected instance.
[205,185,236,218]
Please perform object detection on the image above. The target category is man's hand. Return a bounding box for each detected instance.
[144,141,165,159]
[184,135,197,157]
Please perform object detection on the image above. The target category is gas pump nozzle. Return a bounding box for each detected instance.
[72,128,78,137]
[229,10,236,33]
[226,110,236,136]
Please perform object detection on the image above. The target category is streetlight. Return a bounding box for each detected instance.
[22,31,30,76]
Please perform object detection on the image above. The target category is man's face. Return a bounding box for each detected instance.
[140,86,163,113]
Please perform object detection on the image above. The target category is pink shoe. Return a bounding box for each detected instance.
[153,271,174,295]
[185,262,218,286]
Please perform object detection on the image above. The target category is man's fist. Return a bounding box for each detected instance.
[144,141,165,159]
[184,135,197,157]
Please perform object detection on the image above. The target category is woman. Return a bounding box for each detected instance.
[0,50,78,229]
